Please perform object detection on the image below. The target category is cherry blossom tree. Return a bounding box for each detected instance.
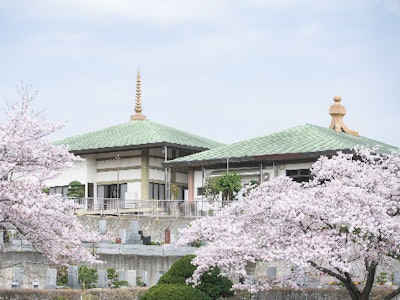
[177,147,400,300]
[0,84,100,265]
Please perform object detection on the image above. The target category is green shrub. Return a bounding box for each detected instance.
[106,267,128,288]
[157,254,233,300]
[57,265,68,286]
[82,288,148,300]
[67,180,84,197]
[140,284,210,300]
[158,254,196,285]
[78,266,98,289]
[197,267,234,299]
[0,289,81,300]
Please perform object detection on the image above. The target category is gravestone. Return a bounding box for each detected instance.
[120,229,127,244]
[306,277,320,288]
[99,220,107,235]
[266,267,277,279]
[141,270,148,286]
[394,271,400,285]
[97,270,108,288]
[118,270,126,281]
[170,233,176,244]
[126,270,137,287]
[245,275,255,285]
[126,221,143,244]
[67,266,80,289]
[142,236,151,245]
[11,267,22,288]
[45,268,57,289]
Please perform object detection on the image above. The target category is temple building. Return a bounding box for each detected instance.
[47,71,399,210]
[164,96,399,202]
[46,70,224,204]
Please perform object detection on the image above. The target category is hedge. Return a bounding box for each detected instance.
[140,284,210,300]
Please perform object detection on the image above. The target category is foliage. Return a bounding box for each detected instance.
[158,254,196,285]
[203,176,220,202]
[170,183,180,200]
[106,267,128,288]
[0,288,147,300]
[204,173,242,202]
[157,254,233,299]
[107,267,118,281]
[196,267,234,299]
[177,147,400,300]
[242,180,259,197]
[376,272,389,285]
[83,288,147,300]
[57,266,68,286]
[0,84,101,265]
[0,289,81,300]
[78,266,98,289]
[140,284,210,300]
[67,180,84,198]
[136,276,146,286]
[216,172,242,201]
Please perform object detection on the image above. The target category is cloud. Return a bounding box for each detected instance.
[383,0,400,16]
[1,0,229,25]
[26,32,91,59]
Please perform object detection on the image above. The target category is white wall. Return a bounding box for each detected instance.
[286,162,313,170]
[45,159,88,187]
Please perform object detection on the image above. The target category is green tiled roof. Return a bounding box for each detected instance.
[54,120,224,153]
[166,124,399,166]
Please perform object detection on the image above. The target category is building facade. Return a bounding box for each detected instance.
[48,76,399,212]
[165,96,399,203]
[46,70,224,206]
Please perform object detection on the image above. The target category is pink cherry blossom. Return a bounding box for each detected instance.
[0,84,101,265]
[177,147,400,300]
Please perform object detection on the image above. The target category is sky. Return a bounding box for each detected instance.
[0,0,399,147]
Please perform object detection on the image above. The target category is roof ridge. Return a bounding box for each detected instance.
[53,119,224,152]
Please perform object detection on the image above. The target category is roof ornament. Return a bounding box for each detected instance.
[131,67,147,120]
[328,96,358,136]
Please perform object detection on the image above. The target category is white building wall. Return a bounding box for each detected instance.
[194,170,205,200]
[149,169,164,182]
[175,172,187,185]
[126,182,141,200]
[149,156,164,166]
[85,155,97,183]
[45,159,88,187]
[47,150,146,198]
[286,162,313,170]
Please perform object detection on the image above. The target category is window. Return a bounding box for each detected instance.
[97,184,127,199]
[286,169,312,183]
[149,182,165,200]
[197,187,204,196]
[50,186,69,197]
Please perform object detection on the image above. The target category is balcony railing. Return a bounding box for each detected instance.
[64,197,225,218]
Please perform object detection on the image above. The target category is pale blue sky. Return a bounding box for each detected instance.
[1,0,399,147]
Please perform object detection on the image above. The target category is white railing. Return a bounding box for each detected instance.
[64,197,225,218]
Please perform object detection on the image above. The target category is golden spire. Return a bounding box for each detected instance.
[131,67,146,120]
[328,96,358,136]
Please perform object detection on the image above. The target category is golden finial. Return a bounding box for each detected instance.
[328,96,359,136]
[131,67,146,120]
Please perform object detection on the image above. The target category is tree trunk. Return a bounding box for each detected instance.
[383,287,400,300]
[308,260,377,300]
